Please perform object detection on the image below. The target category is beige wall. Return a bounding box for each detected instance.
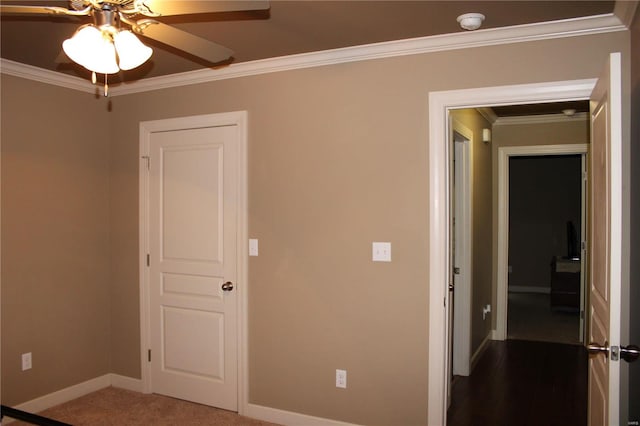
[1,76,111,405]
[109,33,627,425]
[492,119,589,149]
[450,109,493,355]
[1,29,630,425]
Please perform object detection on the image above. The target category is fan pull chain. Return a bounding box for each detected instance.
[90,72,109,97]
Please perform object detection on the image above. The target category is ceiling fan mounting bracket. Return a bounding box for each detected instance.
[93,5,120,32]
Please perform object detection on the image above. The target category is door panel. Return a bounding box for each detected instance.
[149,124,238,411]
[588,52,622,426]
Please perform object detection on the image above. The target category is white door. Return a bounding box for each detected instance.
[147,122,239,411]
[587,52,622,426]
[452,132,472,378]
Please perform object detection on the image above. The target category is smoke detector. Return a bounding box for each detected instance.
[457,13,485,31]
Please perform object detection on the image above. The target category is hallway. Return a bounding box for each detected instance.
[447,340,588,426]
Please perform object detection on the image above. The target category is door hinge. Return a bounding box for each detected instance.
[142,155,150,170]
[147,254,150,267]
[148,349,151,362]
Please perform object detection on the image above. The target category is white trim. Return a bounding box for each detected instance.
[613,0,639,28]
[0,375,357,426]
[244,403,361,426]
[0,59,95,94]
[1,375,111,425]
[604,51,623,426]
[508,286,551,294]
[476,107,498,125]
[110,374,144,393]
[495,144,588,340]
[139,131,151,394]
[428,80,594,426]
[491,330,501,341]
[0,13,624,96]
[236,112,249,416]
[494,112,589,126]
[451,120,473,378]
[138,111,248,412]
[580,154,588,344]
[469,334,491,373]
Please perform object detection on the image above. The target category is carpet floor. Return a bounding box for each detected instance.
[10,387,281,426]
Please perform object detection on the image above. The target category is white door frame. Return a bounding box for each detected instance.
[428,79,596,425]
[451,119,473,377]
[138,111,248,412]
[494,144,588,341]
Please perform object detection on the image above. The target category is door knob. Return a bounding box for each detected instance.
[619,345,639,363]
[221,281,234,292]
[587,341,609,357]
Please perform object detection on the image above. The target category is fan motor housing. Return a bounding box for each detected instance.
[94,4,119,30]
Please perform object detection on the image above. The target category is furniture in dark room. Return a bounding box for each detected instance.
[550,257,581,310]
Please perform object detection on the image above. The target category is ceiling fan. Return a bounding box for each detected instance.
[0,0,270,94]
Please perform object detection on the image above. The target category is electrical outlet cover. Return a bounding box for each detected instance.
[336,369,347,388]
[21,352,32,371]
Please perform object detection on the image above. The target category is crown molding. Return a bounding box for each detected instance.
[494,112,589,126]
[1,12,626,96]
[476,107,498,124]
[0,59,94,93]
[613,0,639,28]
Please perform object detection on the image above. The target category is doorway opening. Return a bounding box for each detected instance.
[446,106,590,426]
[507,154,586,345]
[427,78,598,425]
[495,143,588,345]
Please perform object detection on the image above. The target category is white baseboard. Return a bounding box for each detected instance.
[244,403,360,426]
[2,375,111,424]
[508,285,551,294]
[470,334,491,373]
[110,374,144,392]
[1,374,143,425]
[491,329,505,341]
[3,375,355,426]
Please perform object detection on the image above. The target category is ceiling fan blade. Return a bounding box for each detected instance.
[0,4,89,16]
[137,0,269,16]
[136,21,234,64]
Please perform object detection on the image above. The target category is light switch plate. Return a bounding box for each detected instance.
[372,242,391,262]
[249,239,258,256]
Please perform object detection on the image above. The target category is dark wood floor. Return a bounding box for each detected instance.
[447,339,588,426]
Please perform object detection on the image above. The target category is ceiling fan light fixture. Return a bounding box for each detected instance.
[63,24,119,74]
[62,25,100,66]
[114,30,152,70]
